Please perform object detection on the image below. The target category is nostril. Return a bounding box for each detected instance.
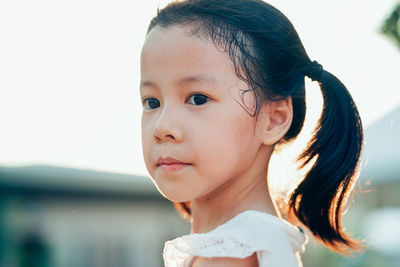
[154,133,176,143]
[165,134,175,139]
[154,134,163,143]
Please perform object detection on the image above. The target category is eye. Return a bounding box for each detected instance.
[142,97,160,110]
[187,93,210,106]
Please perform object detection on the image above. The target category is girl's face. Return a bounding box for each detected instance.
[140,25,267,202]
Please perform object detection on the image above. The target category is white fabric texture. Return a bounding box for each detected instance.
[163,210,308,267]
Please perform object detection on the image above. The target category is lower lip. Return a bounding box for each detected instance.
[158,163,192,172]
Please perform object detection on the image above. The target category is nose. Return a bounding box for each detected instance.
[153,105,183,143]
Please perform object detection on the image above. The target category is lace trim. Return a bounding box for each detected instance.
[163,210,308,267]
[181,235,255,258]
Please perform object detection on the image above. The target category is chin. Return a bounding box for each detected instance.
[148,171,197,202]
[160,190,193,203]
[154,184,195,203]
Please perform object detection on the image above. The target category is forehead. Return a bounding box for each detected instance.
[140,25,238,87]
[142,24,215,57]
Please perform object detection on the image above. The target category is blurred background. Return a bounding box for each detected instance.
[0,0,399,266]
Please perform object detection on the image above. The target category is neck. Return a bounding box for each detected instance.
[189,149,279,234]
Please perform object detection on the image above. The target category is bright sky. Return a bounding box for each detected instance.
[1,0,399,177]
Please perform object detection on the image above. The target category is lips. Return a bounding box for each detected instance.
[157,157,187,165]
[157,157,192,171]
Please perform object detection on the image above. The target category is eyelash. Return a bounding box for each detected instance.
[142,93,210,110]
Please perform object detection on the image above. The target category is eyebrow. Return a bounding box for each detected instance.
[177,74,218,86]
[140,74,218,90]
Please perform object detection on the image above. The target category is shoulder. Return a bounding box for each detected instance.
[193,253,258,267]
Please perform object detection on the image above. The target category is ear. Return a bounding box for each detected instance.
[256,97,293,145]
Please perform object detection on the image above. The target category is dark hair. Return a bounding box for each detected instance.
[146,0,364,253]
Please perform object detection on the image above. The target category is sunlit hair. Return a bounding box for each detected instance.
[146,0,364,254]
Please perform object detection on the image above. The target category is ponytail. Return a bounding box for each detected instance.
[289,61,364,253]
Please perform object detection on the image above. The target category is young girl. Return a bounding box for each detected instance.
[140,0,364,266]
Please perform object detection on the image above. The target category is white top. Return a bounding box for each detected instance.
[163,210,308,267]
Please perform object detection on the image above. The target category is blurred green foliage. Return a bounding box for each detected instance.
[381,3,400,49]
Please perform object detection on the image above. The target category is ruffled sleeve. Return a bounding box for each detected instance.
[163,210,307,267]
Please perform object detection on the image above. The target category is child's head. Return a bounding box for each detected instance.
[141,0,364,254]
[141,23,287,203]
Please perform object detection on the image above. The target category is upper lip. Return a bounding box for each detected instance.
[157,157,190,166]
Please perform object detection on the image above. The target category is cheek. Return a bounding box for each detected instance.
[194,108,257,174]
[141,117,153,169]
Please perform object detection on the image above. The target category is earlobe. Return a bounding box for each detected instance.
[256,98,293,145]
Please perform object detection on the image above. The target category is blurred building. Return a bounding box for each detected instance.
[0,165,190,267]
[358,105,400,263]
[361,105,400,207]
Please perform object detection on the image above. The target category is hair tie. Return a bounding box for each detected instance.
[306,60,324,82]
